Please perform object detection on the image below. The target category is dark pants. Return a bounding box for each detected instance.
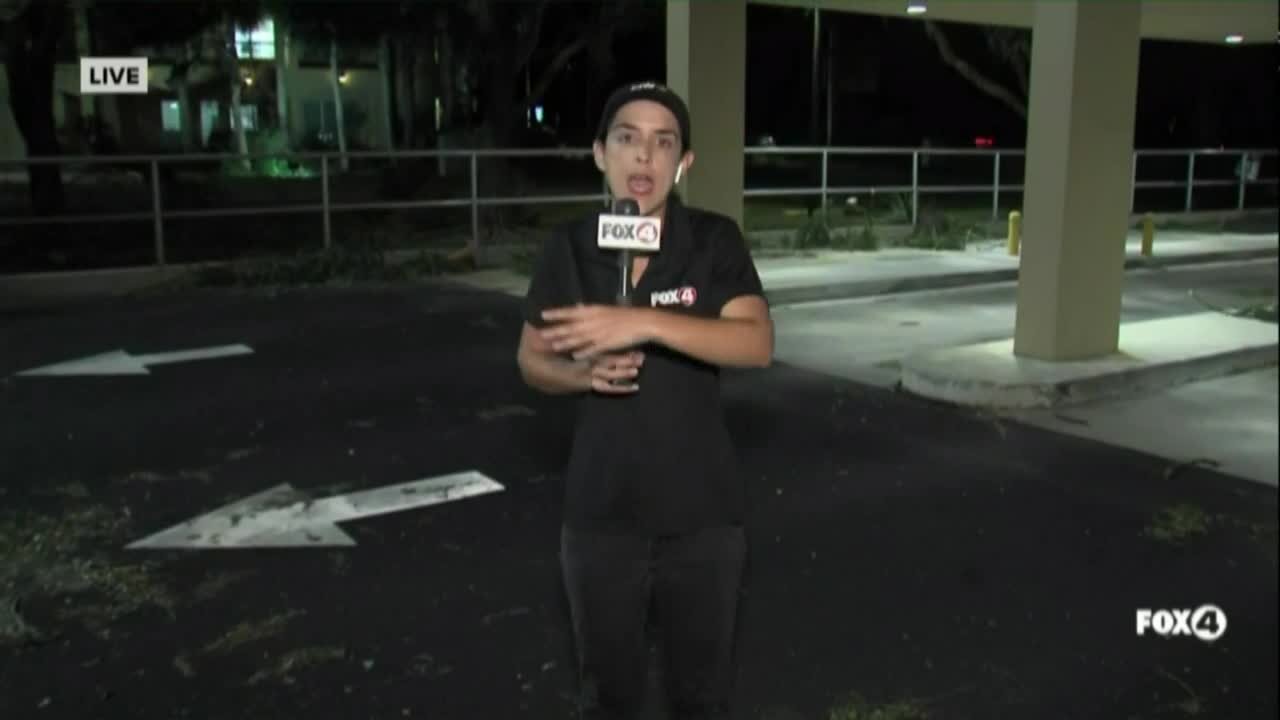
[560,524,747,720]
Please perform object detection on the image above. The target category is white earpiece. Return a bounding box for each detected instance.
[675,164,684,185]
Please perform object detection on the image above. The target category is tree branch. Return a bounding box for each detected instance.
[984,27,1031,99]
[0,0,32,25]
[1011,55,1028,99]
[523,32,590,112]
[466,0,491,36]
[513,0,549,74]
[25,0,63,56]
[924,20,1026,119]
[523,4,636,111]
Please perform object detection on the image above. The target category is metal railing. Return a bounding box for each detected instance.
[743,146,1277,227]
[0,146,1275,268]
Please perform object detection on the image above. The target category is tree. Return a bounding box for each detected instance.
[433,0,650,242]
[0,0,69,214]
[279,1,395,170]
[84,0,266,158]
[273,11,292,146]
[0,0,274,213]
[459,0,650,149]
[387,1,444,152]
[923,20,1029,120]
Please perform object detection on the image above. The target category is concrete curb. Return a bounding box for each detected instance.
[0,265,205,312]
[762,247,1279,306]
[1,246,1275,313]
[899,313,1279,410]
[901,343,1278,410]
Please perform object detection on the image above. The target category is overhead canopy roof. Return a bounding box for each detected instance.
[763,0,1277,44]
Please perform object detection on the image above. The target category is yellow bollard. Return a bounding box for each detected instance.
[1007,210,1022,255]
[1141,213,1154,257]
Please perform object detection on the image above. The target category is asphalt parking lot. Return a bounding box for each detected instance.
[2,283,1275,720]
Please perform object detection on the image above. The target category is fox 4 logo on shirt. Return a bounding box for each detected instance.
[1136,605,1227,642]
[650,285,697,308]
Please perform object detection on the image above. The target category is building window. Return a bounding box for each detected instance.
[299,38,378,68]
[237,105,259,132]
[303,99,363,145]
[235,18,275,60]
[161,100,182,131]
[200,100,220,145]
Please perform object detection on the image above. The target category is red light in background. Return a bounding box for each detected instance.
[974,136,994,148]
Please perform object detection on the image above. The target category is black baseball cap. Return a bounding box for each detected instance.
[596,81,691,152]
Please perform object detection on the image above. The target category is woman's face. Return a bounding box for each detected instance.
[594,99,692,217]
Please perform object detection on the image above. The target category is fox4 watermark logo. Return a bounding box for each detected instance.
[1136,605,1227,642]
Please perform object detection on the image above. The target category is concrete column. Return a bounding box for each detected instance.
[1013,0,1142,361]
[666,0,746,226]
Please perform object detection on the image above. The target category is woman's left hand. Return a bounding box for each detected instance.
[540,304,655,360]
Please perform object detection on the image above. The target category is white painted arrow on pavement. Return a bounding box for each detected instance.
[126,470,505,549]
[16,344,254,377]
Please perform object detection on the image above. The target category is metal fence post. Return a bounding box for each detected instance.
[911,150,919,226]
[1130,151,1138,213]
[820,148,828,218]
[1237,151,1247,210]
[150,160,165,265]
[1184,151,1196,211]
[469,152,480,261]
[321,155,332,250]
[991,151,1001,220]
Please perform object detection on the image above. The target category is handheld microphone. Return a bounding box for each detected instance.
[597,197,662,306]
[596,197,661,388]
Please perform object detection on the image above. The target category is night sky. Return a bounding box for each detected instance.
[546,4,1277,150]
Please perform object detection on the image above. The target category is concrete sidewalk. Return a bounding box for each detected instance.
[1,228,1274,313]
[439,229,1276,305]
[768,260,1278,485]
[869,233,1280,419]
[896,310,1279,484]
[756,230,1277,305]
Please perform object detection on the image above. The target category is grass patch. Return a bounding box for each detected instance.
[124,196,1011,287]
[54,561,175,630]
[753,248,821,259]
[188,246,390,287]
[1155,666,1207,717]
[827,693,930,720]
[507,243,539,276]
[247,645,348,686]
[0,504,174,643]
[1143,504,1212,545]
[1142,503,1277,559]
[191,569,257,603]
[835,209,883,251]
[1151,212,1279,235]
[903,204,987,250]
[739,193,919,234]
[175,244,475,290]
[202,609,307,655]
[1232,299,1278,323]
[36,481,91,499]
[1152,218,1228,233]
[770,210,882,253]
[1189,289,1279,324]
[791,213,835,250]
[1244,518,1279,548]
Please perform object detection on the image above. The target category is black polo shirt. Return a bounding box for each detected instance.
[522,194,766,537]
